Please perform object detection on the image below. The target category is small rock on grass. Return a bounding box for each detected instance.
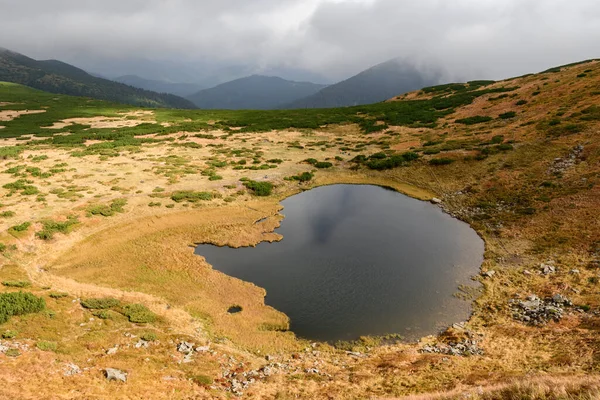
[104,368,127,383]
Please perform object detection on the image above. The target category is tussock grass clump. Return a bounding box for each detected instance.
[36,341,57,352]
[314,161,333,169]
[2,330,17,339]
[121,304,157,323]
[189,374,213,386]
[140,332,158,341]
[242,180,274,196]
[0,291,46,324]
[80,297,120,309]
[499,111,517,119]
[48,292,68,299]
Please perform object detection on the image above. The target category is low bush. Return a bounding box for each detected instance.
[171,191,212,203]
[499,111,516,119]
[516,100,528,106]
[455,116,493,125]
[287,172,314,182]
[9,222,31,233]
[121,304,157,323]
[80,297,120,310]
[0,291,46,325]
[314,162,333,169]
[243,180,273,196]
[36,216,79,240]
[2,330,17,339]
[430,158,455,166]
[87,199,127,217]
[2,281,31,288]
[49,292,68,299]
[141,332,158,341]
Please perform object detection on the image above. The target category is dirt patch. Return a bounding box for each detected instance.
[43,110,156,129]
[0,109,46,121]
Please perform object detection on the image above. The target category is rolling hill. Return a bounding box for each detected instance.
[285,58,438,109]
[186,75,327,109]
[0,48,196,109]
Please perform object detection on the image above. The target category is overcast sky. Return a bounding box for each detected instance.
[1,0,599,83]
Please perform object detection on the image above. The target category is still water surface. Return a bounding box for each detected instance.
[196,184,483,342]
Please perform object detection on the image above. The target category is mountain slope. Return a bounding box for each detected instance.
[0,48,196,109]
[113,75,205,97]
[285,59,437,109]
[186,75,327,110]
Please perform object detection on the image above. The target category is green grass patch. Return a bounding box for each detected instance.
[80,297,120,309]
[242,180,274,196]
[171,191,213,203]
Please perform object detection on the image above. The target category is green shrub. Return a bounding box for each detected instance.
[491,135,504,144]
[80,297,120,310]
[208,174,223,181]
[121,304,157,324]
[516,100,528,106]
[92,310,112,319]
[2,330,17,339]
[171,191,212,203]
[288,172,313,182]
[87,199,127,217]
[0,291,46,325]
[141,332,158,341]
[243,180,273,196]
[499,111,516,119]
[314,162,333,169]
[430,158,455,166]
[36,217,79,240]
[304,158,318,165]
[0,211,15,218]
[2,280,31,288]
[0,243,6,253]
[455,116,493,125]
[49,292,68,299]
[9,222,31,233]
[36,341,57,352]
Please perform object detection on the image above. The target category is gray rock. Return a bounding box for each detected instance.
[104,368,127,383]
[195,345,210,353]
[430,198,442,204]
[177,342,194,353]
[541,263,556,275]
[106,346,118,355]
[135,340,149,349]
[63,363,81,376]
[482,270,496,278]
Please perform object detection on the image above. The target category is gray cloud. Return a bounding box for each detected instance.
[1,0,599,83]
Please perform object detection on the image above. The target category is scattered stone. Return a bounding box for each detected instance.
[106,346,118,355]
[63,363,82,376]
[523,270,532,276]
[346,351,362,357]
[0,343,9,353]
[135,340,149,349]
[511,294,572,325]
[420,339,483,356]
[570,269,580,275]
[482,270,496,278]
[177,342,194,353]
[195,345,210,353]
[104,368,127,383]
[430,198,442,204]
[541,263,556,275]
[548,145,584,175]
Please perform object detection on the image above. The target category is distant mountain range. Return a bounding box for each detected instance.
[113,75,205,97]
[0,48,196,109]
[284,59,438,109]
[185,75,327,110]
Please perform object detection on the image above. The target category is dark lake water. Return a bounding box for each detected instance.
[195,184,484,342]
